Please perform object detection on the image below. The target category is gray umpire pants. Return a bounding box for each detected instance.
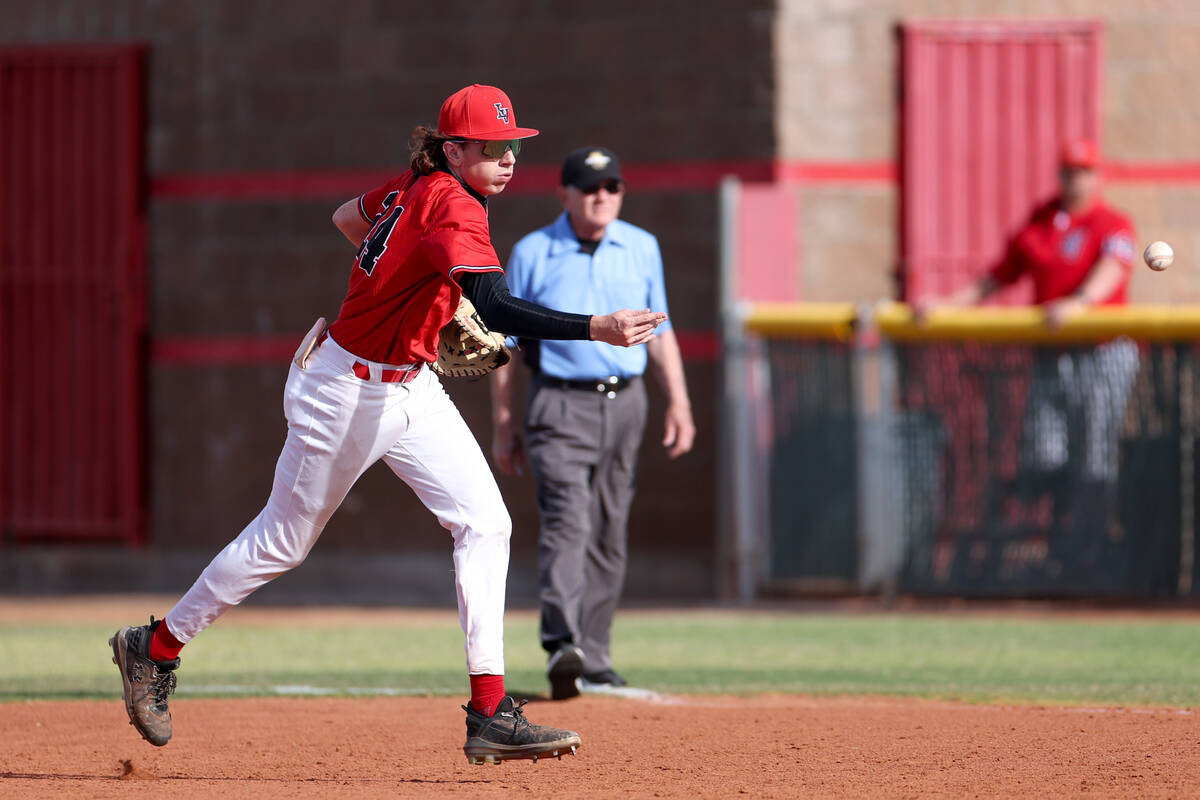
[525,374,648,674]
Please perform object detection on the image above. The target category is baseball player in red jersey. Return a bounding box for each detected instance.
[915,138,1136,322]
[109,84,666,765]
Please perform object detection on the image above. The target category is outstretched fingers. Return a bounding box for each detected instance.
[593,309,668,346]
[626,309,667,326]
[621,310,667,344]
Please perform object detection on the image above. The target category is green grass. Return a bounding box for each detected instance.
[2,611,1198,706]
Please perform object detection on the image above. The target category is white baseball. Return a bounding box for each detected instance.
[1144,241,1174,271]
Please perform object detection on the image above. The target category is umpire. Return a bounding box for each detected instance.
[490,146,694,699]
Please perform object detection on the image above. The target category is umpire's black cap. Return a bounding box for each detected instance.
[560,147,623,190]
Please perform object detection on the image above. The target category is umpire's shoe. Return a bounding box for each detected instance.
[546,643,584,700]
[463,696,582,765]
[109,617,180,746]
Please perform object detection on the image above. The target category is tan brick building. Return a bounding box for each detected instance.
[775,0,1200,304]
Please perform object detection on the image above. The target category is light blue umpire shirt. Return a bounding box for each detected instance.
[505,210,672,381]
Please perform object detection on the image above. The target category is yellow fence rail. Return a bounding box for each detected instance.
[742,302,858,340]
[742,302,1200,344]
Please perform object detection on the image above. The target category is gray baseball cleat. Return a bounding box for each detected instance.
[463,696,582,765]
[109,617,180,746]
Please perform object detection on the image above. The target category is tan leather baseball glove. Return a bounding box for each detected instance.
[431,296,511,378]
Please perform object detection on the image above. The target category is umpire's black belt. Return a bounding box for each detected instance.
[538,374,635,394]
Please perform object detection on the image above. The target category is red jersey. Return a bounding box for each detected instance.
[989,198,1136,305]
[327,171,503,364]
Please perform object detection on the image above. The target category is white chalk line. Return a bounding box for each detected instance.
[179,686,1189,714]
[179,683,684,703]
[180,685,438,697]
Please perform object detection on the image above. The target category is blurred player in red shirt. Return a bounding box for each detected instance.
[916,138,1135,324]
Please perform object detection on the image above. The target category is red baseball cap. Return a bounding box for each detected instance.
[1060,138,1100,169]
[438,84,539,140]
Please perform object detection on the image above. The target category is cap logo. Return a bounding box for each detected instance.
[494,103,510,124]
[584,150,611,171]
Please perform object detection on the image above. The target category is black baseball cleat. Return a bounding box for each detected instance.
[581,669,628,689]
[109,617,180,746]
[463,696,582,765]
[546,643,584,700]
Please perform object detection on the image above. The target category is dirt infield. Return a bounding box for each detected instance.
[3,598,1198,797]
[1,694,1197,799]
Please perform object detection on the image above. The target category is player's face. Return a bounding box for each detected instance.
[445,140,518,196]
[1060,166,1100,212]
[559,180,625,239]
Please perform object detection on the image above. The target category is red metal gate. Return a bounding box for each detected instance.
[899,19,1104,303]
[0,45,148,543]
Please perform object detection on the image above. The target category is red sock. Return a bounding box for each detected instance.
[149,618,185,662]
[469,674,506,717]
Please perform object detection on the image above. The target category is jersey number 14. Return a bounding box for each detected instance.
[356,190,404,277]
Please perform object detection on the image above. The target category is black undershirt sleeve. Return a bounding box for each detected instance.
[454,270,592,341]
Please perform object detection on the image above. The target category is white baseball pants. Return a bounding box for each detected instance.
[164,333,511,675]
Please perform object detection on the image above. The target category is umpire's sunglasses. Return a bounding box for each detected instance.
[451,138,522,159]
[581,179,624,195]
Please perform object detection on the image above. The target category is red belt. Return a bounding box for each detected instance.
[320,331,420,384]
[351,361,420,384]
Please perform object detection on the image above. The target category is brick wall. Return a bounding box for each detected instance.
[5,0,1199,599]
[775,0,1200,303]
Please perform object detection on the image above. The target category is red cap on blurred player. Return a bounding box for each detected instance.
[1060,138,1100,169]
[438,84,539,141]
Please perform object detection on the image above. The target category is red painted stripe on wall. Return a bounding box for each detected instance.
[1104,163,1200,182]
[149,158,1199,200]
[148,162,771,199]
[151,170,400,200]
[775,161,896,183]
[153,335,299,364]
[674,330,720,361]
[150,159,869,200]
[153,330,720,365]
